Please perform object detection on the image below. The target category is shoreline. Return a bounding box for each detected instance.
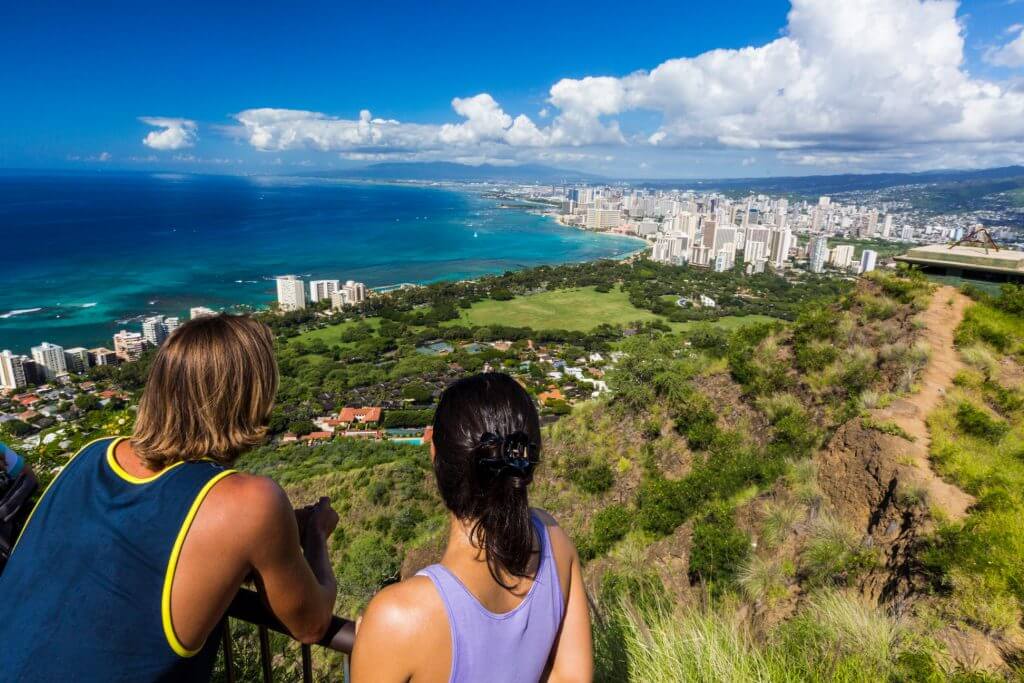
[0,184,648,354]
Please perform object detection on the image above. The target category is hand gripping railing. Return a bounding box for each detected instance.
[222,588,355,683]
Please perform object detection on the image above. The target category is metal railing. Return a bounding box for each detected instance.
[222,588,355,683]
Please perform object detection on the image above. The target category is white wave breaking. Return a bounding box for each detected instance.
[0,307,43,319]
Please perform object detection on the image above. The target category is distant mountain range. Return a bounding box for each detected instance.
[314,161,603,183]
[637,165,1024,197]
[317,162,1024,201]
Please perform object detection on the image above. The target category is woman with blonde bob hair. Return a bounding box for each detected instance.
[0,314,341,683]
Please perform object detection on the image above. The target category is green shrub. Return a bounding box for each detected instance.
[367,480,389,505]
[801,516,877,586]
[572,460,615,494]
[336,533,400,614]
[637,476,690,536]
[955,401,1009,442]
[583,504,632,559]
[688,504,750,596]
[391,506,426,542]
[383,409,435,428]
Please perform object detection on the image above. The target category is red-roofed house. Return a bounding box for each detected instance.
[338,406,382,426]
[300,431,333,443]
[17,395,40,407]
[537,388,565,405]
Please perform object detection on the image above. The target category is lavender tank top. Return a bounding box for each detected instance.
[417,512,565,683]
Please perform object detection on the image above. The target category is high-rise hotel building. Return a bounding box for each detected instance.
[142,315,179,347]
[63,347,91,375]
[276,275,307,311]
[330,280,368,310]
[0,350,31,390]
[113,330,146,362]
[309,279,340,303]
[31,342,67,380]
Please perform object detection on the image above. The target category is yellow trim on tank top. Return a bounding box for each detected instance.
[105,437,187,484]
[11,435,118,553]
[161,468,237,658]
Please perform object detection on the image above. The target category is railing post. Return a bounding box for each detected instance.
[258,625,273,683]
[221,618,236,683]
[301,644,313,683]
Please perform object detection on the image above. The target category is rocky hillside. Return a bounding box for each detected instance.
[233,269,1024,681]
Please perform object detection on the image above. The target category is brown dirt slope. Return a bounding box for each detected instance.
[818,287,974,602]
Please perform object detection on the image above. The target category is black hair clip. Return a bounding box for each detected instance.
[475,431,537,478]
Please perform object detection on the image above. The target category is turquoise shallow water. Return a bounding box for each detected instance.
[0,172,642,352]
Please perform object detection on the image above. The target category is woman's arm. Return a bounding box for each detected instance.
[545,543,594,682]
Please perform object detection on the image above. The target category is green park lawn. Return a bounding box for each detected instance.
[287,287,778,348]
[288,317,381,347]
[450,287,663,331]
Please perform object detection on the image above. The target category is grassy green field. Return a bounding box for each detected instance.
[450,286,662,331]
[288,317,381,347]
[288,288,778,344]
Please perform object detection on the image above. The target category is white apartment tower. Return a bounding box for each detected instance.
[31,342,67,380]
[830,244,855,269]
[585,208,621,230]
[808,236,829,273]
[142,315,177,347]
[309,279,340,303]
[882,214,893,238]
[276,275,307,312]
[860,250,878,274]
[769,228,793,269]
[113,330,146,362]
[63,347,91,375]
[330,281,368,310]
[0,350,29,390]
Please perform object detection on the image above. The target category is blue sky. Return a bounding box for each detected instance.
[2,0,1023,178]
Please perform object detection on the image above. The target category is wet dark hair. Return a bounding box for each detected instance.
[432,372,541,587]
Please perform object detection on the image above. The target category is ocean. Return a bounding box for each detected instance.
[0,172,643,353]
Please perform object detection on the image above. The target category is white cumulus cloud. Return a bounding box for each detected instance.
[985,24,1024,68]
[226,0,1024,170]
[140,117,198,150]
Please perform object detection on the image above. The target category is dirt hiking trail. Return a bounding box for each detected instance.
[874,285,975,521]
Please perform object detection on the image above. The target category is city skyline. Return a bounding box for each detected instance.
[3,0,1024,178]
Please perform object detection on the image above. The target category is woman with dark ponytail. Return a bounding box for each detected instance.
[352,373,593,682]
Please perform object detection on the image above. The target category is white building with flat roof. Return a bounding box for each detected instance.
[31,342,67,380]
[63,347,91,375]
[330,280,368,309]
[831,244,855,269]
[585,208,621,230]
[860,249,878,274]
[142,315,176,347]
[276,275,307,311]
[809,235,829,273]
[113,330,146,362]
[0,350,30,390]
[310,279,340,303]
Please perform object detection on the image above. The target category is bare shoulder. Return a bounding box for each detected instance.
[199,471,291,535]
[531,508,576,555]
[360,575,443,640]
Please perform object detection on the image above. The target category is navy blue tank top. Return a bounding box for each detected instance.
[0,436,237,682]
